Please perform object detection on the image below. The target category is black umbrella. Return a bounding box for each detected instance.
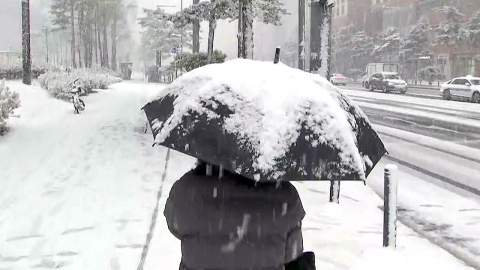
[142,59,387,182]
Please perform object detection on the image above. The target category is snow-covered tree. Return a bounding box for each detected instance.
[464,10,480,47]
[146,0,234,63]
[351,31,374,71]
[0,79,20,136]
[161,0,287,60]
[50,0,133,69]
[400,18,431,62]
[399,18,432,80]
[372,27,403,63]
[434,6,465,47]
[139,8,193,61]
[332,25,357,75]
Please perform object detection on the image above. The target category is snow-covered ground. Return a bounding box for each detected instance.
[0,80,474,269]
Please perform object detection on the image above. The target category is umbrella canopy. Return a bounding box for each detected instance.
[142,59,387,182]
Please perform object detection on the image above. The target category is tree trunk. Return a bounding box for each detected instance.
[317,3,333,79]
[239,0,253,59]
[193,0,200,53]
[96,18,102,66]
[77,5,83,68]
[21,0,31,85]
[237,0,243,58]
[298,0,305,70]
[102,9,109,68]
[206,0,216,64]
[70,0,77,68]
[111,4,117,71]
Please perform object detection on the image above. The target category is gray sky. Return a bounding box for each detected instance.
[0,0,48,52]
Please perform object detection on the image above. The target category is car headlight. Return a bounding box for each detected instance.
[387,82,393,85]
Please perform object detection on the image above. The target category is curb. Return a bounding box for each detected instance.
[406,93,442,100]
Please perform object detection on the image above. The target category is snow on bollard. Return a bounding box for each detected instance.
[383,164,398,248]
[273,47,281,64]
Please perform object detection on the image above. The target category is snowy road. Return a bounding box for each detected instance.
[340,88,480,265]
[338,84,441,99]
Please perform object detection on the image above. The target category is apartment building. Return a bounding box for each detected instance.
[332,0,480,78]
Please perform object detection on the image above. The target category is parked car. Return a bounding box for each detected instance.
[330,73,348,86]
[368,72,408,94]
[440,75,480,103]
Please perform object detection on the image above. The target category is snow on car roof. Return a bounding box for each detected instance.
[381,72,399,74]
[459,76,480,80]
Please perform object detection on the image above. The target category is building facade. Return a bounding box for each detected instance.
[332,0,480,78]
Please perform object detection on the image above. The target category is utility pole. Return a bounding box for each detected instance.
[21,0,31,85]
[298,0,305,71]
[309,0,333,79]
[192,0,200,53]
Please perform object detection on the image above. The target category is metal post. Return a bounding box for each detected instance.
[298,0,305,70]
[273,47,281,64]
[329,180,340,204]
[21,0,32,85]
[383,164,398,248]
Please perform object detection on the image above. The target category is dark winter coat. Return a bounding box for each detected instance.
[164,169,305,270]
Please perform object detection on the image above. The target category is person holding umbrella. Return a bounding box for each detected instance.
[164,160,311,270]
[143,57,387,269]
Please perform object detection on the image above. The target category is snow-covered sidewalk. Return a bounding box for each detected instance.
[147,172,474,270]
[0,81,474,269]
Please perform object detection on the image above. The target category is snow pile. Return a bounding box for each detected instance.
[38,69,122,100]
[0,79,20,135]
[149,58,378,181]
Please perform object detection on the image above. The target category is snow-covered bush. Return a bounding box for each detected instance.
[173,50,227,72]
[0,79,20,136]
[38,69,122,100]
[0,63,48,80]
[417,66,446,84]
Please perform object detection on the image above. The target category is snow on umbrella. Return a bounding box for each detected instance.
[142,59,387,182]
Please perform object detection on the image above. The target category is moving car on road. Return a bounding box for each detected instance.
[368,72,408,94]
[361,74,371,89]
[330,73,348,86]
[440,75,480,103]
